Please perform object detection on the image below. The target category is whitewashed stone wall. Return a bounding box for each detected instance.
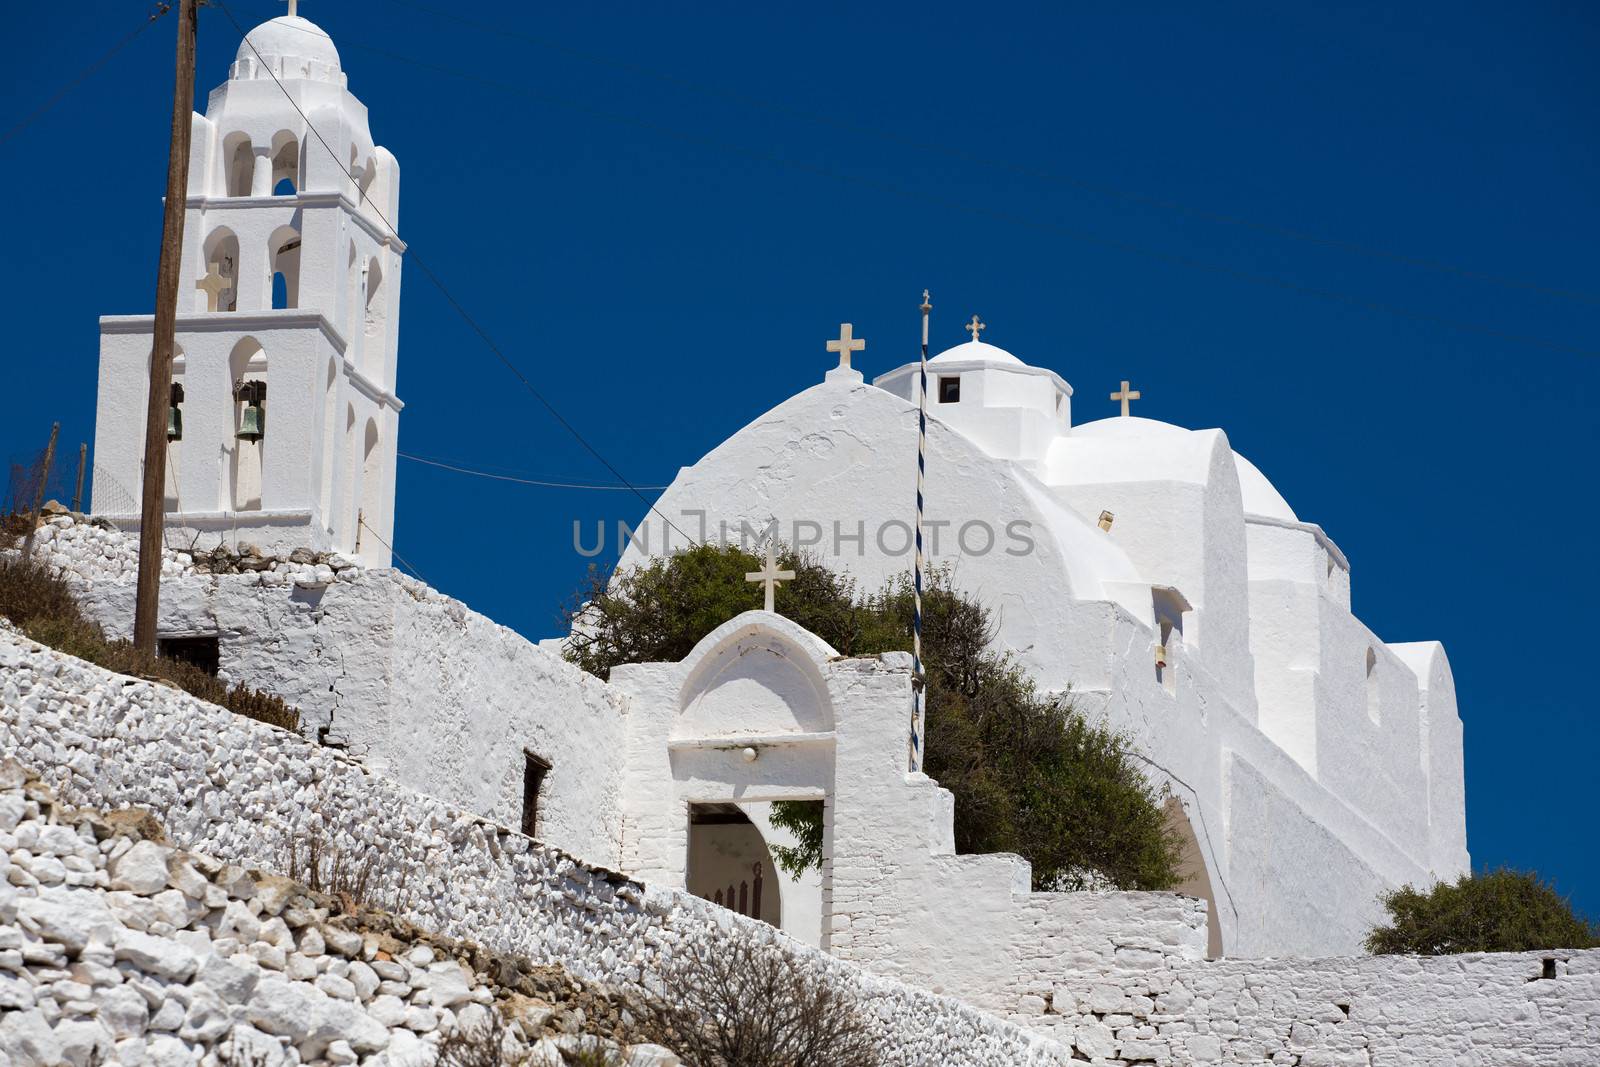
[0,627,1070,1066]
[24,516,629,870]
[1016,949,1600,1065]
[0,764,676,1067]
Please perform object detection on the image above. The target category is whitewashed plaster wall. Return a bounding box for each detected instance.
[27,519,627,870]
[616,375,1461,956]
[0,627,1071,1067]
[604,611,1213,1016]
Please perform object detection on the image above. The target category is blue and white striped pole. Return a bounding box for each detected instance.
[911,289,931,772]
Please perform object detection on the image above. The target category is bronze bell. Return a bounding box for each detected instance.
[167,382,184,441]
[236,401,264,443]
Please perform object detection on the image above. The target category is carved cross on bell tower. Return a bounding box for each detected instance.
[196,263,228,312]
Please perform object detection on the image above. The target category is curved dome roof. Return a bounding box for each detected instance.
[1232,452,1297,522]
[928,340,1024,366]
[234,16,341,81]
[1069,416,1299,521]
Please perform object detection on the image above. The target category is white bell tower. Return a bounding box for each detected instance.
[92,11,404,565]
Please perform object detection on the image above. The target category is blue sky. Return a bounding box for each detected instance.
[4,2,1596,917]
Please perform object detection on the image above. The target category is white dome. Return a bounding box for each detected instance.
[1233,452,1298,522]
[928,340,1024,366]
[234,16,341,82]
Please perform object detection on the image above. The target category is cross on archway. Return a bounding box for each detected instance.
[196,263,228,312]
[745,537,795,613]
[826,323,866,372]
[965,315,985,343]
[1110,379,1142,417]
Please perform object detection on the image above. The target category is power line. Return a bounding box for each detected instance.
[296,32,1599,358]
[358,516,426,584]
[213,0,698,549]
[378,0,1600,309]
[399,451,669,491]
[1,4,172,149]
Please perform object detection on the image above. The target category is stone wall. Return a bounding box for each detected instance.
[1017,949,1600,1065]
[24,515,630,870]
[0,763,678,1067]
[0,626,1069,1066]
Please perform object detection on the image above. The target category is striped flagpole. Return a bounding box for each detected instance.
[911,289,931,772]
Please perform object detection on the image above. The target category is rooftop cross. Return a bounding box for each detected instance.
[826,323,866,372]
[284,0,301,17]
[1110,379,1142,417]
[966,315,985,343]
[196,263,228,312]
[745,537,796,613]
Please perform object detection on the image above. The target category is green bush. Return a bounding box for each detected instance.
[565,544,1182,891]
[0,553,300,734]
[1365,869,1599,955]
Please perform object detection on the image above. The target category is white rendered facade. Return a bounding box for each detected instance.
[621,338,1470,957]
[92,16,403,565]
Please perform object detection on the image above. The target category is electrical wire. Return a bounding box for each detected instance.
[1127,751,1240,928]
[261,18,1600,358]
[377,0,1600,309]
[214,0,699,548]
[357,516,426,584]
[399,451,670,490]
[1,3,173,149]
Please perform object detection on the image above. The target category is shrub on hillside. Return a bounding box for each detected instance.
[1365,869,1599,955]
[565,544,1183,892]
[640,936,879,1067]
[0,553,300,733]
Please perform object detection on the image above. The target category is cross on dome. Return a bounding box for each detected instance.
[283,0,302,16]
[826,323,866,372]
[745,537,795,613]
[1110,379,1142,417]
[196,263,228,312]
[965,315,985,342]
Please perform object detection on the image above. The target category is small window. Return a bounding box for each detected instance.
[939,376,961,403]
[521,751,551,837]
[159,635,219,676]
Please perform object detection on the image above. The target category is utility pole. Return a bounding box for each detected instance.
[72,443,87,514]
[20,423,59,561]
[133,0,198,656]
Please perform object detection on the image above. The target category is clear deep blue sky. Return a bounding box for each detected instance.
[4,2,1595,916]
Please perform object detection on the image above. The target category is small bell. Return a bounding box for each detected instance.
[236,401,264,443]
[235,380,265,443]
[167,382,184,441]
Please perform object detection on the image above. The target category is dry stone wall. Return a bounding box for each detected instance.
[0,763,679,1067]
[22,514,630,871]
[0,626,1070,1066]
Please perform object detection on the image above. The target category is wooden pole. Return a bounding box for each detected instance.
[20,423,60,560]
[133,0,198,656]
[72,443,87,514]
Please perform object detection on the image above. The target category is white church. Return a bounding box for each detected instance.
[71,8,1472,1029]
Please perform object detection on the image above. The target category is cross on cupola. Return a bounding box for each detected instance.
[826,323,866,372]
[966,315,985,343]
[745,537,795,613]
[1110,379,1142,417]
[283,0,302,16]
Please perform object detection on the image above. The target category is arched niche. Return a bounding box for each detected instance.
[268,223,302,310]
[318,358,339,532]
[227,338,267,512]
[222,133,254,197]
[164,349,186,510]
[357,417,382,563]
[362,256,386,379]
[269,130,300,195]
[201,227,240,312]
[677,625,833,740]
[1164,796,1225,959]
